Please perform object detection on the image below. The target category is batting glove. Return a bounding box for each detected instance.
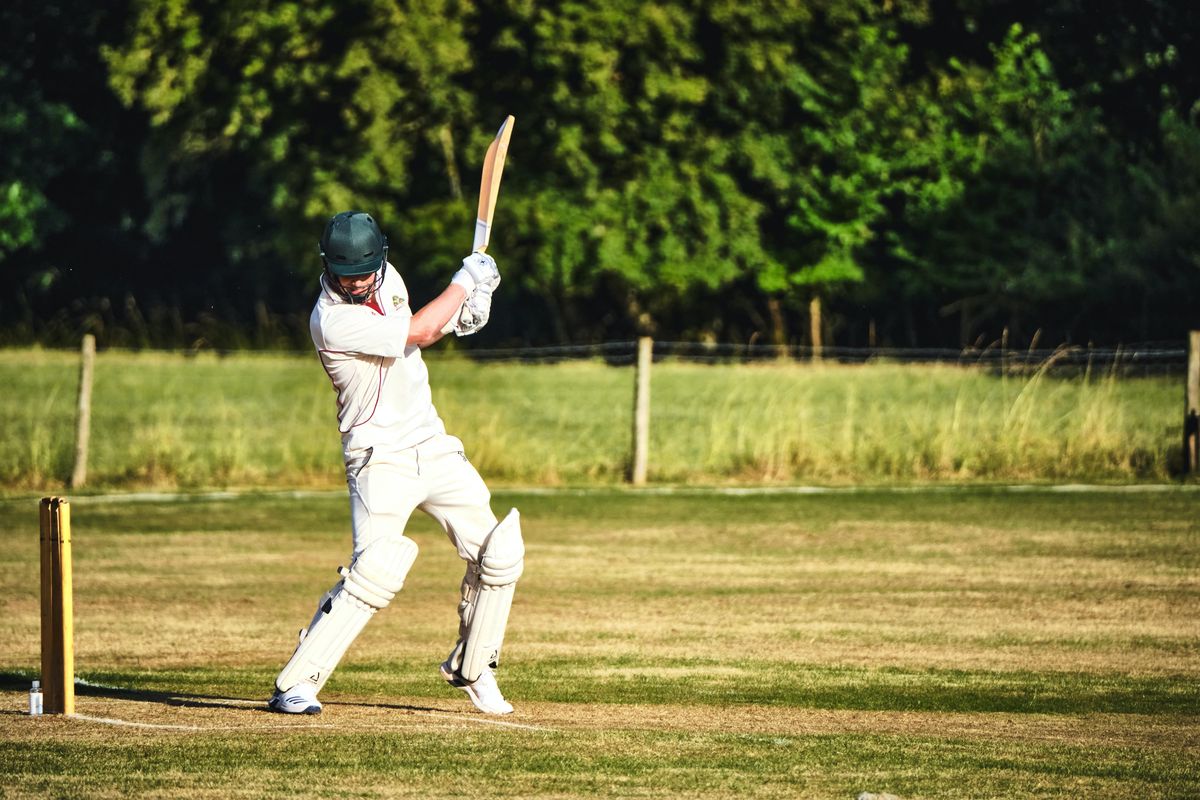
[451,252,500,294]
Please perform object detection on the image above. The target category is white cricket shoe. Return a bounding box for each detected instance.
[440,661,513,715]
[267,682,322,715]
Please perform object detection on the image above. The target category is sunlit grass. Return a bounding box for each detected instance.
[0,348,1181,491]
[0,488,1196,798]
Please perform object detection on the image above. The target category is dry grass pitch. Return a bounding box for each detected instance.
[1,488,1197,798]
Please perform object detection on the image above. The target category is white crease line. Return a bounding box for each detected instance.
[70,710,554,734]
[73,714,201,731]
[410,710,555,732]
[60,680,557,733]
[72,713,334,731]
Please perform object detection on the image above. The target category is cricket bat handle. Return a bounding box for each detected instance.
[473,219,491,254]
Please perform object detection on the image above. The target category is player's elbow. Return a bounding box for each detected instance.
[406,319,442,349]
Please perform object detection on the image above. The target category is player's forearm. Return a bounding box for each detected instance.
[408,283,469,348]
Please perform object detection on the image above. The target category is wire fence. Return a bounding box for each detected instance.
[7,333,1197,489]
[451,339,1189,376]
[13,336,1191,376]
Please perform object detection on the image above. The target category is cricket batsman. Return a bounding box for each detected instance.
[267,210,524,715]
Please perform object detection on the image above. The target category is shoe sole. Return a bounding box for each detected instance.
[267,703,322,715]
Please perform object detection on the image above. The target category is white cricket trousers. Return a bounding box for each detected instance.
[346,432,497,562]
[345,432,499,672]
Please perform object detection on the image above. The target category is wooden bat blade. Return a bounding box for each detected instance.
[473,115,515,253]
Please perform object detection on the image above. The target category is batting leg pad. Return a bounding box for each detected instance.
[275,536,418,693]
[457,509,524,683]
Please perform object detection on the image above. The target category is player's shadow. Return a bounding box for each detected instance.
[0,671,443,715]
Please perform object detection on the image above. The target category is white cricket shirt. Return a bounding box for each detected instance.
[310,263,446,454]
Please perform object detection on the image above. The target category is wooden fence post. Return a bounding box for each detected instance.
[810,296,823,362]
[630,337,652,485]
[1186,331,1200,474]
[69,334,95,489]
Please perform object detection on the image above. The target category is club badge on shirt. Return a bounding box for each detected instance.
[392,295,404,310]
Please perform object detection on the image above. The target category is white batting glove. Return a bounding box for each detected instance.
[454,280,495,337]
[451,252,500,294]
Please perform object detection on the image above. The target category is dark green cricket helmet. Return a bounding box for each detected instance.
[318,211,389,277]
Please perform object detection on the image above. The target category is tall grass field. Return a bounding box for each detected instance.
[0,488,1196,798]
[0,348,1184,490]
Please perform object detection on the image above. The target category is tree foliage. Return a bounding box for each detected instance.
[2,0,1196,347]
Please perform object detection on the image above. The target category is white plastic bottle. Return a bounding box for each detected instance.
[29,680,43,716]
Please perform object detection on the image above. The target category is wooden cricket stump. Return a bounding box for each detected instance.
[39,497,75,715]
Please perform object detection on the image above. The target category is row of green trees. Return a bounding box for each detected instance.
[3,0,1197,348]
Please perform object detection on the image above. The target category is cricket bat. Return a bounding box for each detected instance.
[472,115,515,253]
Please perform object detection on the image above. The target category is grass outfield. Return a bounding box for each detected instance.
[0,348,1184,489]
[1,488,1197,798]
